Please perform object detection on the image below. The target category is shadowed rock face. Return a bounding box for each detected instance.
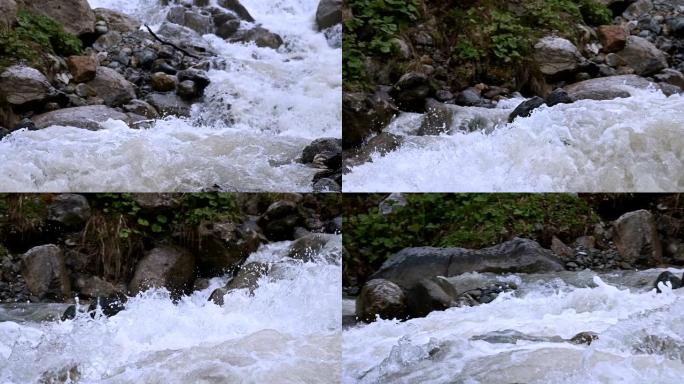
[370,238,564,290]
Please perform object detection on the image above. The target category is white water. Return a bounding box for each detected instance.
[343,269,684,384]
[344,88,684,192]
[0,236,342,383]
[0,0,341,192]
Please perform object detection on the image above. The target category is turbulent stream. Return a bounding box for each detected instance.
[0,0,341,192]
[0,236,342,383]
[343,268,684,384]
[344,88,684,192]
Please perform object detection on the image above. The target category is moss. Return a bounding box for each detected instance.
[0,10,82,72]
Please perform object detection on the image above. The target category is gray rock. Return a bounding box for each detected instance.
[622,0,653,20]
[356,279,407,322]
[0,65,54,105]
[47,194,90,229]
[92,31,123,52]
[123,99,159,119]
[258,200,302,241]
[508,96,545,123]
[19,0,95,36]
[342,89,398,148]
[218,0,254,22]
[21,245,71,300]
[216,19,241,39]
[0,0,17,29]
[546,88,572,106]
[75,276,121,298]
[419,98,453,135]
[615,36,667,76]
[128,246,196,295]
[654,68,684,89]
[455,87,483,106]
[87,66,136,106]
[564,75,653,101]
[533,36,582,76]
[613,210,662,267]
[287,233,336,262]
[316,0,342,30]
[234,27,284,49]
[145,92,193,117]
[93,8,141,33]
[225,262,270,293]
[390,71,432,112]
[32,105,136,130]
[302,138,341,164]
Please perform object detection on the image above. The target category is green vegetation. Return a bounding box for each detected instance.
[0,10,82,71]
[343,0,420,86]
[344,194,600,282]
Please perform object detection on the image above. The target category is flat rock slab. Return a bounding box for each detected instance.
[564,75,656,101]
[32,105,138,130]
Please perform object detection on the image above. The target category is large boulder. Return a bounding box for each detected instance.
[653,271,683,293]
[0,0,17,29]
[613,210,662,267]
[86,67,136,107]
[21,244,71,300]
[342,90,397,148]
[195,220,261,276]
[316,0,342,30]
[418,98,453,135]
[145,92,193,117]
[597,25,627,53]
[615,36,667,76]
[533,36,582,76]
[356,278,407,322]
[18,0,95,36]
[390,72,432,112]
[93,8,141,33]
[371,238,563,290]
[32,105,138,130]
[564,75,653,101]
[66,56,97,83]
[47,194,90,229]
[286,233,336,262]
[167,6,214,35]
[128,246,196,295]
[233,27,283,49]
[622,0,653,20]
[0,65,55,105]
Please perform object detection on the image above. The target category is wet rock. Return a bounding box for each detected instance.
[123,99,159,119]
[0,0,17,29]
[87,293,127,317]
[19,0,95,36]
[38,364,81,383]
[216,19,241,39]
[208,286,228,305]
[32,105,134,130]
[225,262,270,293]
[86,66,136,107]
[344,132,403,169]
[545,88,572,107]
[93,31,123,52]
[177,68,210,95]
[371,238,563,290]
[167,6,214,35]
[654,68,684,89]
[150,72,177,92]
[356,278,407,322]
[66,56,97,83]
[342,90,397,148]
[418,98,453,135]
[597,25,627,53]
[287,233,335,262]
[302,138,341,164]
[455,87,482,107]
[615,36,668,76]
[195,220,261,275]
[21,245,71,301]
[234,27,284,49]
[316,0,342,30]
[653,271,682,293]
[570,331,599,345]
[390,71,432,112]
[128,245,196,295]
[533,36,582,76]
[47,194,90,229]
[313,178,340,192]
[156,22,212,54]
[75,276,120,298]
[508,96,545,123]
[145,92,192,117]
[218,0,255,22]
[258,201,302,241]
[564,75,652,101]
[613,210,662,267]
[93,8,141,33]
[406,276,456,317]
[0,65,54,105]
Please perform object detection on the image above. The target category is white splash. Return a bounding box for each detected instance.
[0,236,342,383]
[344,89,684,192]
[343,270,684,384]
[0,0,340,192]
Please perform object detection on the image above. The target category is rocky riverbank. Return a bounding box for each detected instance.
[342,0,684,171]
[344,194,684,323]
[0,193,341,317]
[0,0,342,191]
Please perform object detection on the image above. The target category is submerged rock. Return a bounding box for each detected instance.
[32,105,137,130]
[508,96,545,123]
[653,271,683,293]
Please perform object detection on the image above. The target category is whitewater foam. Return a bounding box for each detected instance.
[344,89,684,192]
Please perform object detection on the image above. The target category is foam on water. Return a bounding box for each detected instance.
[0,0,340,192]
[0,236,341,383]
[343,271,684,384]
[344,89,684,192]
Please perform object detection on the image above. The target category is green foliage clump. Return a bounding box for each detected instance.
[0,10,82,71]
[343,0,420,86]
[344,194,599,282]
[578,0,613,26]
